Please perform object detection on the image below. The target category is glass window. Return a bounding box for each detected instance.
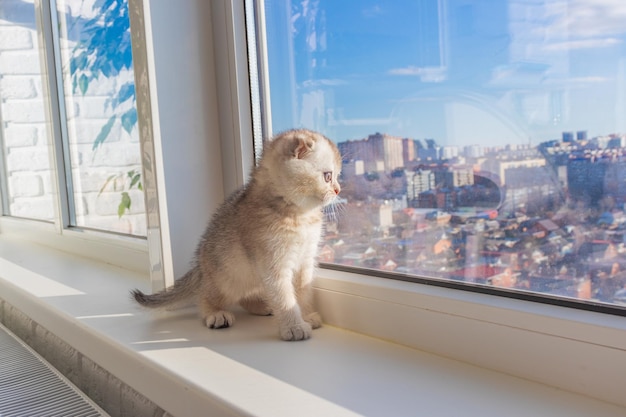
[56,0,144,236]
[0,0,146,237]
[255,0,626,311]
[0,0,55,221]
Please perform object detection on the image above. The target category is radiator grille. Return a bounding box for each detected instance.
[0,323,108,417]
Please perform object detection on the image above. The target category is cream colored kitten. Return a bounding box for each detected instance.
[132,129,342,341]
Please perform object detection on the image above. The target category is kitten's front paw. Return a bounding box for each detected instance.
[279,321,312,341]
[304,312,322,329]
[205,311,235,329]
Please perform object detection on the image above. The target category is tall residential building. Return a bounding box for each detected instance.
[562,131,574,142]
[464,144,484,158]
[567,156,607,205]
[608,136,626,148]
[403,138,416,166]
[441,146,459,160]
[604,161,626,204]
[407,169,435,201]
[416,138,440,160]
[481,157,546,186]
[499,165,563,215]
[338,133,405,172]
[435,166,474,188]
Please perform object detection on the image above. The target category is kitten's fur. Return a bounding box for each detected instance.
[132,129,342,341]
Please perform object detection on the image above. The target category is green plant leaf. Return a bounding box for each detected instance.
[92,116,116,150]
[120,108,137,134]
[78,73,89,95]
[130,172,141,189]
[98,174,117,195]
[118,191,131,218]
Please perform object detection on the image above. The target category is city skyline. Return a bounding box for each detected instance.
[261,0,626,306]
[265,0,626,146]
[321,126,626,305]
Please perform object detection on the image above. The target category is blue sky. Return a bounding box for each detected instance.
[264,0,626,147]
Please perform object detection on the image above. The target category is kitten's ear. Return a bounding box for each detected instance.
[292,136,315,159]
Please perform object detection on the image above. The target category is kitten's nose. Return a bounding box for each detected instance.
[334,184,341,195]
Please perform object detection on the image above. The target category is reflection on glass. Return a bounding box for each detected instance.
[262,0,626,307]
[56,0,145,236]
[0,1,55,221]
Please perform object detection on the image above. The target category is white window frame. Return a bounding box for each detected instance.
[1,0,624,408]
[222,0,625,406]
[127,0,256,291]
[0,0,149,273]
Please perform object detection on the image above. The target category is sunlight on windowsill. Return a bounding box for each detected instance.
[0,235,625,417]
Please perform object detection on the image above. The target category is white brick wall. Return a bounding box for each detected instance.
[5,147,50,171]
[2,124,38,147]
[1,0,146,236]
[8,173,43,197]
[0,0,53,220]
[0,75,37,99]
[2,98,47,122]
[10,196,54,220]
[0,51,41,74]
[74,96,116,119]
[0,26,33,49]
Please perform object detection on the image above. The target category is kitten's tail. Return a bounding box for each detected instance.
[131,267,201,308]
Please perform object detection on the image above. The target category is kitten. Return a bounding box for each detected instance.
[132,129,342,341]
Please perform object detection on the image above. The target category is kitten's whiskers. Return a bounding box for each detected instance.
[323,196,345,223]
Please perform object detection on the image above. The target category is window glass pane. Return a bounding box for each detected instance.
[56,0,145,236]
[0,0,55,221]
[260,0,626,308]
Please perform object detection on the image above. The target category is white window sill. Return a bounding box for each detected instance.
[314,267,626,407]
[1,235,625,417]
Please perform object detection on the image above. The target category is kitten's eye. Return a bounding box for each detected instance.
[323,171,332,183]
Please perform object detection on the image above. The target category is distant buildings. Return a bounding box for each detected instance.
[501,165,563,215]
[406,169,435,201]
[464,144,484,158]
[338,132,404,172]
[605,162,626,203]
[403,138,416,164]
[608,136,626,148]
[563,131,587,142]
[568,156,608,204]
[338,132,475,173]
[339,130,626,213]
[417,139,440,161]
[562,131,574,142]
[481,155,545,186]
[435,165,474,188]
[327,129,626,304]
[536,131,626,206]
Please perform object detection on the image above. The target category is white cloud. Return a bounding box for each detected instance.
[544,76,611,84]
[302,79,347,88]
[388,66,447,82]
[543,37,621,51]
[543,0,626,40]
[388,66,422,76]
[510,1,626,61]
